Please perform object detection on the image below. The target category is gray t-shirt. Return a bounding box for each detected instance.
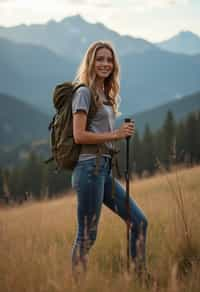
[72,86,116,161]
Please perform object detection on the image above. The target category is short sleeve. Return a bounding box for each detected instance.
[72,86,91,114]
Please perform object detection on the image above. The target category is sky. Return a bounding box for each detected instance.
[0,0,200,42]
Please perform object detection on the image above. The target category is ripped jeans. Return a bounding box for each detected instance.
[71,156,148,272]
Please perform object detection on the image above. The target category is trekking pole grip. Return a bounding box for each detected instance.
[124,118,132,137]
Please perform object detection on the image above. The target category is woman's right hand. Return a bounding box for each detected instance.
[115,121,135,139]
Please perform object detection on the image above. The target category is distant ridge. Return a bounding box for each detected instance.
[156,31,200,55]
[0,93,50,147]
[0,36,76,114]
[117,91,200,134]
[0,14,156,60]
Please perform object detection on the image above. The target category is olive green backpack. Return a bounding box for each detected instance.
[45,82,97,170]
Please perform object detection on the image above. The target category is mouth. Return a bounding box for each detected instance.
[99,70,110,73]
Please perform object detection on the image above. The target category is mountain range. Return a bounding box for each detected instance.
[0,15,200,116]
[1,16,200,58]
[157,31,200,55]
[0,15,156,61]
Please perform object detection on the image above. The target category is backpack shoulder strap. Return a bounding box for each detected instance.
[72,82,86,94]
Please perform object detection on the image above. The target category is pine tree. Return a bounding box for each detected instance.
[44,163,71,198]
[132,130,143,177]
[0,168,4,197]
[176,121,186,163]
[162,111,176,170]
[9,167,21,202]
[197,111,200,162]
[185,112,199,165]
[2,168,11,204]
[141,124,156,175]
[22,152,44,199]
[154,129,163,164]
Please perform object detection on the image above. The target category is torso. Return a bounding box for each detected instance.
[72,86,116,161]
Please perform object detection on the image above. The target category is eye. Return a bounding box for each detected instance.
[107,57,113,63]
[96,56,104,62]
[96,57,113,63]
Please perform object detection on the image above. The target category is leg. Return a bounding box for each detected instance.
[103,175,148,267]
[71,159,105,274]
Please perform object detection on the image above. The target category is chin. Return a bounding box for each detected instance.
[98,73,111,79]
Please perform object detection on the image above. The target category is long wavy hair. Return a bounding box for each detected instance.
[74,40,120,115]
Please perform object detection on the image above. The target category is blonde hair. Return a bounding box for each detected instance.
[74,40,120,115]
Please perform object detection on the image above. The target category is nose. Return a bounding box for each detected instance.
[102,60,109,66]
[101,58,111,66]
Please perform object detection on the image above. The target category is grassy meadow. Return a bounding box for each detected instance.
[0,165,200,292]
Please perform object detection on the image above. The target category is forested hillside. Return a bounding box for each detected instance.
[0,93,50,147]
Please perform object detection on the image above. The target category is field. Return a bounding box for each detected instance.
[0,166,200,292]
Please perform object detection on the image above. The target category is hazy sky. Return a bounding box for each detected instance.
[0,0,200,42]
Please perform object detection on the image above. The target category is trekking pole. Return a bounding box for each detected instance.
[124,118,132,273]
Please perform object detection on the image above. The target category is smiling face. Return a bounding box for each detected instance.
[94,47,114,81]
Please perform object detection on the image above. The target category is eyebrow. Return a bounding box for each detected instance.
[96,55,113,59]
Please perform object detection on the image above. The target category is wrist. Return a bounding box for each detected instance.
[112,129,119,140]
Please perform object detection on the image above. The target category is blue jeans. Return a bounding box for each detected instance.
[71,156,148,272]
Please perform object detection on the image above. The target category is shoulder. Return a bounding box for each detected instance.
[72,85,92,114]
[74,85,91,99]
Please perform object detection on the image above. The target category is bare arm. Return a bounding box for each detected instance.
[73,111,134,144]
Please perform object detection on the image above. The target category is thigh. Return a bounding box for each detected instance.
[103,175,147,226]
[72,158,106,230]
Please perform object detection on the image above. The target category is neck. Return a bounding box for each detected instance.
[95,78,105,92]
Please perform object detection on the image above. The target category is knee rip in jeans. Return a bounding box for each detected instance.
[138,218,148,232]
[130,217,148,233]
[83,215,98,247]
[136,233,145,261]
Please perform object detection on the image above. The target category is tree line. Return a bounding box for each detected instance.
[118,110,200,177]
[0,110,200,204]
[0,154,72,204]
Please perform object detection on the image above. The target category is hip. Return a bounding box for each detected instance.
[72,156,111,188]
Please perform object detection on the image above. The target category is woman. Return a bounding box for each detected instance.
[71,41,148,277]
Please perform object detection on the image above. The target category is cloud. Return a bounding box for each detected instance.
[64,0,191,10]
[66,0,112,8]
[0,0,198,42]
[0,0,191,9]
[147,0,177,8]
[0,0,16,2]
[0,0,15,4]
[64,0,86,3]
[126,0,177,9]
[110,0,193,12]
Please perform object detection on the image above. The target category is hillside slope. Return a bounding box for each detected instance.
[0,93,50,147]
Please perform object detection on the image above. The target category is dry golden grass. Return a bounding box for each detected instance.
[0,166,200,292]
